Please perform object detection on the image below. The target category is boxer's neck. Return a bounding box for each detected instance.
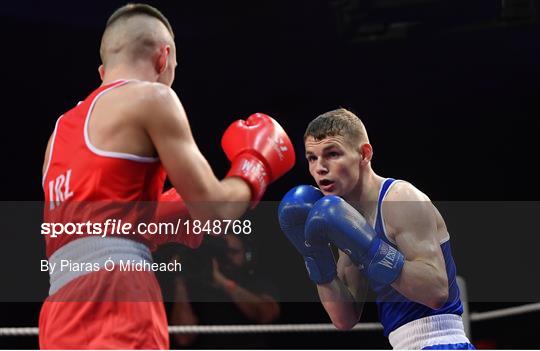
[101,63,159,86]
[345,168,384,216]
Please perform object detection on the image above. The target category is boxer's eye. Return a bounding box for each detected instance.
[306,155,317,162]
[328,151,340,158]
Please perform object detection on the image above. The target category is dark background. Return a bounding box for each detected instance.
[0,0,539,349]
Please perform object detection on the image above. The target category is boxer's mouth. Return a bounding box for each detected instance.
[319,179,335,191]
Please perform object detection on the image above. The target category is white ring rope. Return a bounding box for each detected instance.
[168,322,383,334]
[0,328,38,337]
[1,303,539,337]
[469,302,540,322]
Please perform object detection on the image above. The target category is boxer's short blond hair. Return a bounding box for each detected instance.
[304,108,369,148]
[100,3,174,66]
[106,3,174,37]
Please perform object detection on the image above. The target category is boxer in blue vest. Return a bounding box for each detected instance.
[278,108,474,349]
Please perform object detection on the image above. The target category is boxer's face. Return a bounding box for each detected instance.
[305,135,361,197]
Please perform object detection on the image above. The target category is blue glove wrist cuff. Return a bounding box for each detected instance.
[365,239,405,285]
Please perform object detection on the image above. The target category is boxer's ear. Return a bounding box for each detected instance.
[360,143,373,165]
[156,45,171,74]
[98,65,105,81]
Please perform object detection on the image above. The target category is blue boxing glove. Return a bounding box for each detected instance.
[305,195,405,286]
[278,186,337,284]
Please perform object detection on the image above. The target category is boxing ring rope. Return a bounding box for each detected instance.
[169,322,384,334]
[1,277,540,337]
[468,302,540,322]
[0,328,39,337]
[1,303,540,337]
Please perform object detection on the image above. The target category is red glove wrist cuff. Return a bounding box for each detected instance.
[226,152,270,206]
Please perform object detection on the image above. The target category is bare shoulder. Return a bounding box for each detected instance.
[385,181,430,203]
[382,181,436,234]
[115,81,187,128]
[123,81,178,112]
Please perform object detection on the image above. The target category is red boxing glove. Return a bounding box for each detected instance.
[153,188,203,249]
[222,113,296,204]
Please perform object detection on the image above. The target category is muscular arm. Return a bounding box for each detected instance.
[318,251,368,330]
[385,184,449,309]
[140,84,251,221]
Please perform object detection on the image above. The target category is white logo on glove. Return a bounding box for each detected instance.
[268,137,288,161]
